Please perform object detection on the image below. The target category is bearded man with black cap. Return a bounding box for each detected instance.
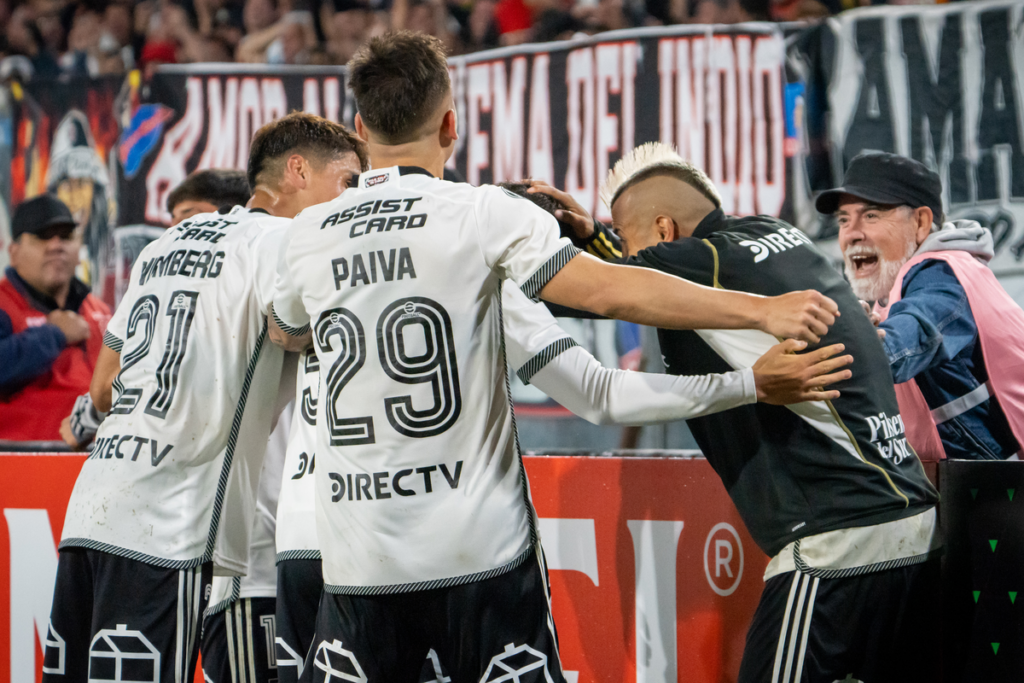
[820,152,1024,462]
[0,193,110,441]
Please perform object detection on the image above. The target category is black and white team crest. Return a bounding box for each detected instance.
[276,635,308,679]
[42,621,66,675]
[481,643,555,683]
[88,624,161,682]
[314,639,368,683]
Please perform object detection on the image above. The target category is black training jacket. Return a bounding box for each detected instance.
[631,209,939,557]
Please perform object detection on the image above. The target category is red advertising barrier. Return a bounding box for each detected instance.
[525,455,767,683]
[0,453,767,682]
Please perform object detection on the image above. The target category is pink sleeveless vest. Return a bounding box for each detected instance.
[875,251,1024,461]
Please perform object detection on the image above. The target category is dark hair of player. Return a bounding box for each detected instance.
[247,112,369,190]
[166,169,251,214]
[347,31,451,145]
[497,182,575,240]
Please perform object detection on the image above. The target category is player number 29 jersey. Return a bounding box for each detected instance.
[273,167,578,593]
[61,207,288,572]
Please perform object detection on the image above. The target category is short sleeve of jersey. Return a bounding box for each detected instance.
[251,221,288,315]
[631,236,718,288]
[501,285,578,385]
[271,226,311,336]
[103,300,129,353]
[474,186,581,300]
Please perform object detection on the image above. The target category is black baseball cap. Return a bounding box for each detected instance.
[815,152,943,220]
[11,194,77,240]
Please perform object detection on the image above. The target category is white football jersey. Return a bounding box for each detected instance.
[272,167,579,592]
[275,346,321,560]
[208,398,292,613]
[273,284,757,564]
[61,207,288,573]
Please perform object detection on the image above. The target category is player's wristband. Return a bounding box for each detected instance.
[69,393,107,446]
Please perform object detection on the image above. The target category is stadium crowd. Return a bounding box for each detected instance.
[0,0,941,81]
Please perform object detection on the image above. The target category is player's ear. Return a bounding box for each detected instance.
[285,154,309,189]
[354,113,368,141]
[441,108,458,146]
[654,215,676,243]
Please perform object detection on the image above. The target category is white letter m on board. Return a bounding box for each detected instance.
[5,509,60,682]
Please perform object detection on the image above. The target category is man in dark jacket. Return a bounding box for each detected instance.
[552,142,940,682]
[0,194,110,441]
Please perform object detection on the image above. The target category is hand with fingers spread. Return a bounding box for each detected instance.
[526,180,596,240]
[753,340,854,405]
[758,290,840,344]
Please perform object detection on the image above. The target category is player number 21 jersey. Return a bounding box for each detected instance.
[273,167,578,593]
[61,207,288,572]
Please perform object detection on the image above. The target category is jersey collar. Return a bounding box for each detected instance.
[350,166,435,188]
[398,166,434,178]
[692,208,727,239]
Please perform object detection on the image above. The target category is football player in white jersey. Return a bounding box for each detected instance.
[270,32,840,682]
[43,113,363,683]
[192,147,365,683]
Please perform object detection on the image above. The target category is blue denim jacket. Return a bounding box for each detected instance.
[880,259,1019,460]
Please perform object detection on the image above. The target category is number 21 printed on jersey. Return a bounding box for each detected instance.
[110,290,200,418]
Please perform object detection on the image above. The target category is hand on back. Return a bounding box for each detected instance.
[753,339,853,405]
[760,291,840,344]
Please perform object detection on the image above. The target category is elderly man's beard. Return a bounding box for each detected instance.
[843,239,918,303]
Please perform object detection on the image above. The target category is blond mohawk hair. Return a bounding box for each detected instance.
[600,141,721,210]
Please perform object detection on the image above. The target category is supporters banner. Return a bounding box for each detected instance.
[445,23,789,225]
[4,3,1024,303]
[788,0,1024,298]
[111,23,789,231]
[116,66,353,228]
[0,453,767,683]
[0,76,124,303]
[112,225,166,307]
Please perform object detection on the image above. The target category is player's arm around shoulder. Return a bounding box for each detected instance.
[266,214,317,352]
[536,250,837,343]
[269,314,312,351]
[492,188,836,341]
[470,184,578,282]
[504,285,852,422]
[631,235,719,287]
